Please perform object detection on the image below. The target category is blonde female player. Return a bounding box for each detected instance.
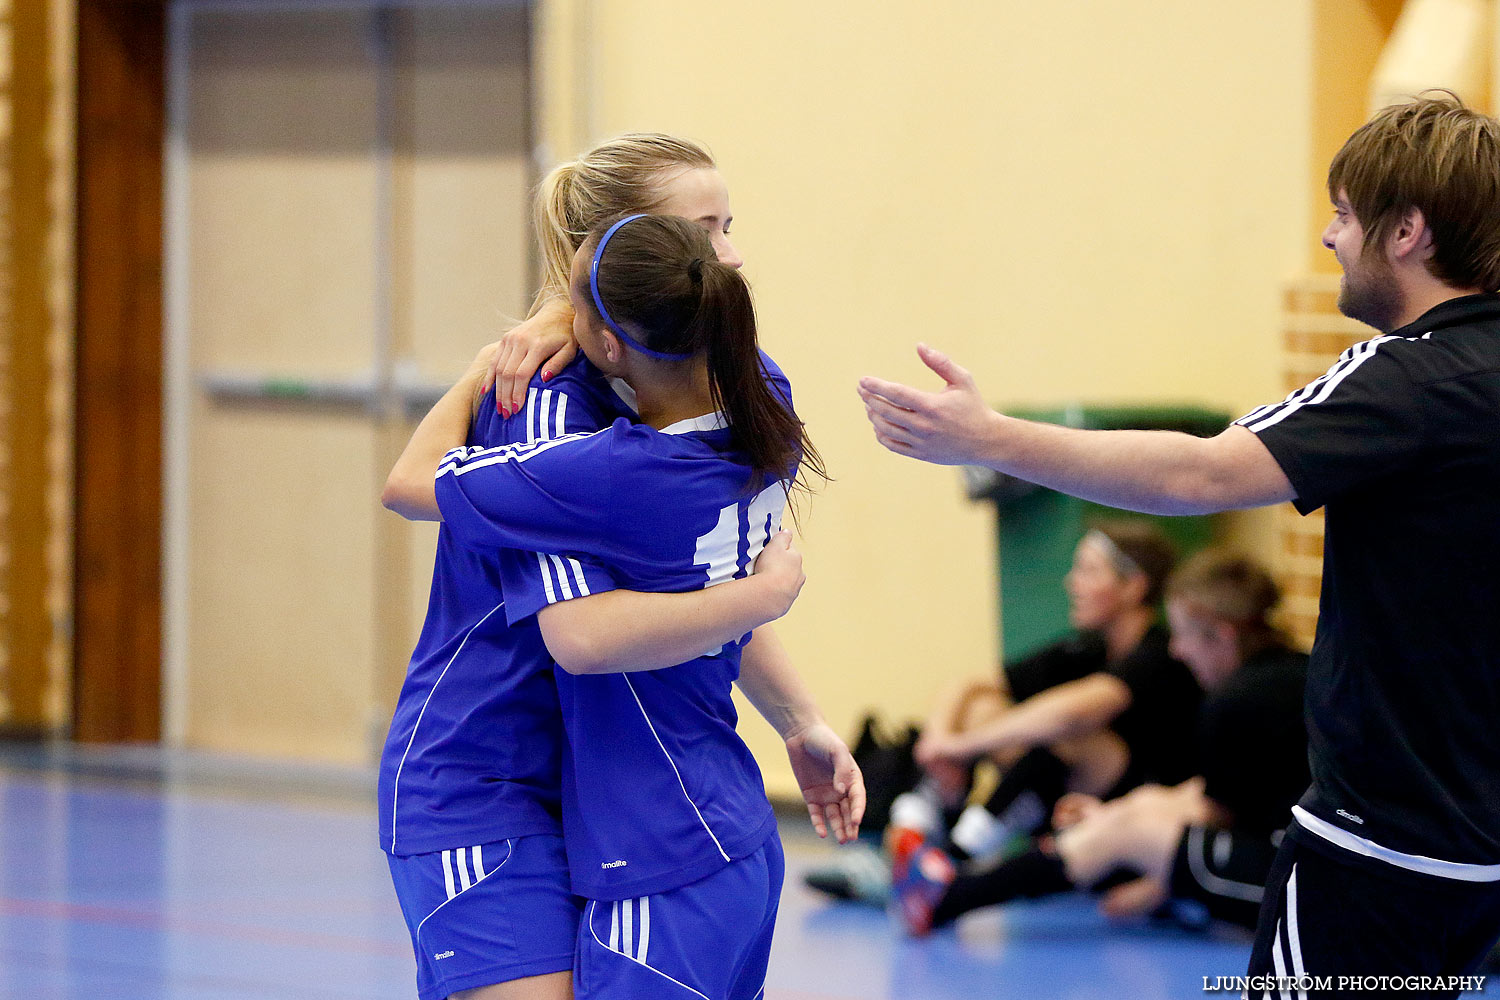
[387,214,839,1000]
[381,134,859,1000]
[480,133,747,418]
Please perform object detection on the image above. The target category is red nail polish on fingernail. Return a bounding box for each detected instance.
[541,370,552,382]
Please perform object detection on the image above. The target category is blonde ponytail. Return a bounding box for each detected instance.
[531,161,586,314]
[528,133,716,316]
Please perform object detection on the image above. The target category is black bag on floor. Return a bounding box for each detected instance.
[850,714,922,835]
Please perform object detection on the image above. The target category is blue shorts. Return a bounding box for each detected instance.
[386,834,580,1000]
[575,835,785,1000]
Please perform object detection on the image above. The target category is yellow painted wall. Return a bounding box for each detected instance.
[1312,0,1405,275]
[546,0,1317,796]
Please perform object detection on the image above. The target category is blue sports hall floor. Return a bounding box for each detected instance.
[0,742,1362,999]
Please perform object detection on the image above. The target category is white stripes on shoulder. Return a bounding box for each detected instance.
[1235,336,1399,434]
[525,387,571,444]
[435,428,601,480]
[536,552,593,604]
[433,385,580,481]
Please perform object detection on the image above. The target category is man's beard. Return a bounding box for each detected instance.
[1338,254,1404,332]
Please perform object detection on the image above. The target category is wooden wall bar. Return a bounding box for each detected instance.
[1,1,56,732]
[73,0,164,741]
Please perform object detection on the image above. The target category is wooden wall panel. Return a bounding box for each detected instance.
[186,9,381,376]
[2,0,55,731]
[187,406,380,763]
[166,5,533,763]
[401,4,533,380]
[73,0,164,742]
[178,6,533,762]
[183,8,382,762]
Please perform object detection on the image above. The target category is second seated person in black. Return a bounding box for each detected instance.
[889,522,1201,868]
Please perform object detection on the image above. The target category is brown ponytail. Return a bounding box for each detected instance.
[581,215,825,498]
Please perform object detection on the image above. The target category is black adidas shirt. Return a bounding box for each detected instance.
[1238,294,1500,866]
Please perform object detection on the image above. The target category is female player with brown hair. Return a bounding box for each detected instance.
[389,213,843,999]
[380,135,855,1000]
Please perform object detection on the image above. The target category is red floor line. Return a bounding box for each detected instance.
[0,896,409,958]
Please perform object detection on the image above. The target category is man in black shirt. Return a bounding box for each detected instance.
[860,92,1500,990]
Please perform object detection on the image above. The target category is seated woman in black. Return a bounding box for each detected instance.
[808,521,1200,902]
[896,550,1308,935]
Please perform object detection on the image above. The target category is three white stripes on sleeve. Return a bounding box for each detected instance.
[538,552,592,603]
[526,387,569,445]
[1236,335,1404,433]
[441,385,594,600]
[526,387,593,603]
[436,388,580,479]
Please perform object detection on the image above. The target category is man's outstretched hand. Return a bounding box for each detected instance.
[858,344,1001,467]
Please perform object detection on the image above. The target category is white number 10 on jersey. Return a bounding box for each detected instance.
[693,482,788,589]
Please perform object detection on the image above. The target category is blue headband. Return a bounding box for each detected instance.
[589,214,695,361]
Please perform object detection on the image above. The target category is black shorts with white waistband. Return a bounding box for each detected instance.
[1244,827,1500,998]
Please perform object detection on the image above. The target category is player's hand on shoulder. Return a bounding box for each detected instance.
[751,530,805,619]
[465,341,504,419]
[485,298,579,419]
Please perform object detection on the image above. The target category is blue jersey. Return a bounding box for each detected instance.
[436,369,792,900]
[495,352,790,626]
[378,352,789,862]
[377,363,629,857]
